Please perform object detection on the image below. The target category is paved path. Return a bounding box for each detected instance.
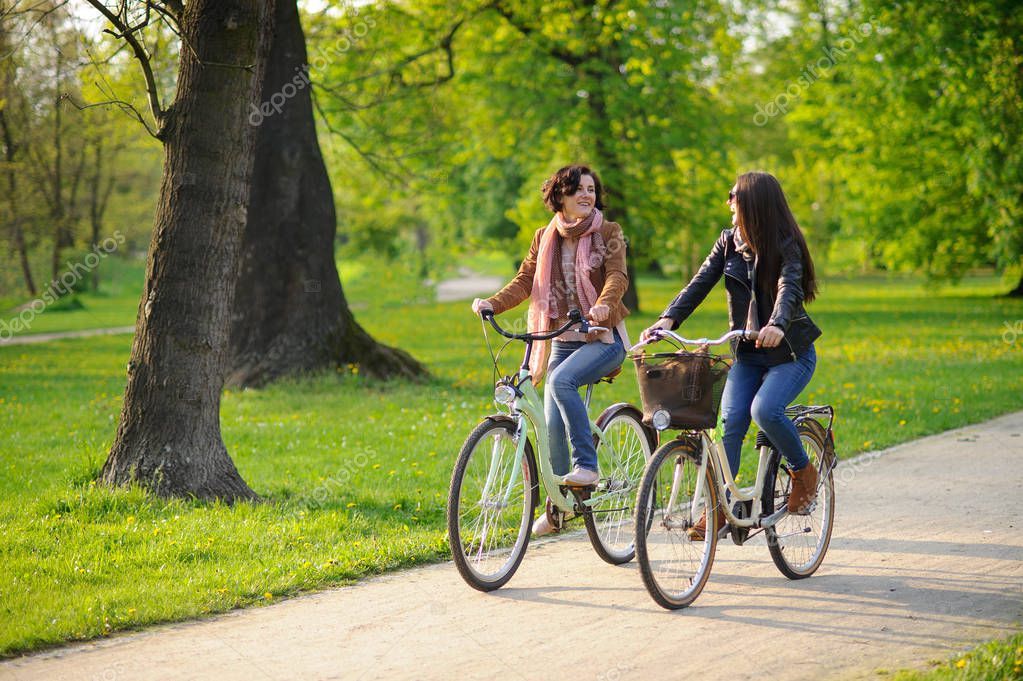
[0,326,135,347]
[3,418,1021,681]
[435,267,504,303]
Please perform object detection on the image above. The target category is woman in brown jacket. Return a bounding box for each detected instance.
[472,165,631,535]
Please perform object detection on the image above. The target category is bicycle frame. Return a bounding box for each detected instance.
[689,428,784,529]
[502,367,611,515]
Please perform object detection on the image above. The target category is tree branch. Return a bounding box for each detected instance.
[311,89,404,183]
[83,0,165,136]
[149,0,182,24]
[65,91,160,138]
[488,2,592,67]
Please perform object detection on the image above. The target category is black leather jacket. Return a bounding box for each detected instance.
[660,228,821,364]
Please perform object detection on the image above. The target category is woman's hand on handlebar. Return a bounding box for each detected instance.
[756,324,784,348]
[588,304,609,323]
[640,317,674,342]
[471,298,493,317]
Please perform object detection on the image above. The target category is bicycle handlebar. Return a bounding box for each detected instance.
[481,309,607,342]
[629,328,758,352]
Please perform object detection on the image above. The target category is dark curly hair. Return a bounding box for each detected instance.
[541,165,604,213]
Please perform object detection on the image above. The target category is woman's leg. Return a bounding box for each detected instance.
[718,355,766,478]
[544,341,581,476]
[749,346,818,470]
[546,334,626,472]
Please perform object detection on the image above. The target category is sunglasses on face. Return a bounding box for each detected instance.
[728,190,736,203]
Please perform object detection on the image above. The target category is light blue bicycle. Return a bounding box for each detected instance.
[447,310,656,592]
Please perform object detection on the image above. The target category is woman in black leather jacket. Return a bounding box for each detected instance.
[642,171,822,540]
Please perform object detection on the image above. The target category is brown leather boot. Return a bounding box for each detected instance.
[787,464,819,514]
[686,505,726,541]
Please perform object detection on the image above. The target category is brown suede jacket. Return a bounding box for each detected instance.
[486,220,630,328]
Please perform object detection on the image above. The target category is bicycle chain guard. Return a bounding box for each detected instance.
[729,499,753,545]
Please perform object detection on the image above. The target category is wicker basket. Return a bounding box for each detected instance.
[632,350,731,430]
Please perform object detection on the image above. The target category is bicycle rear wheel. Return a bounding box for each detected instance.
[585,404,654,565]
[763,419,836,579]
[447,417,538,591]
[634,437,719,610]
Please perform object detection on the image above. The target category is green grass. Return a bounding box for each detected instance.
[882,632,1023,680]
[0,262,1021,657]
[0,257,145,337]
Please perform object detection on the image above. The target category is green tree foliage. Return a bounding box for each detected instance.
[742,0,1022,287]
[0,2,161,303]
[312,0,742,286]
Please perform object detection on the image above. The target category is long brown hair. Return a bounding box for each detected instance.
[732,171,818,303]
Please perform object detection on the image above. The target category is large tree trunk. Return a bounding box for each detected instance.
[102,0,274,502]
[226,0,424,388]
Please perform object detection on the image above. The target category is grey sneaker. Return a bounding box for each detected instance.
[562,467,599,487]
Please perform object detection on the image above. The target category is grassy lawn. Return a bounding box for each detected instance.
[0,258,145,337]
[0,258,1021,656]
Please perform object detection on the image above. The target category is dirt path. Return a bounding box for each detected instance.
[3,416,1022,681]
[0,326,135,347]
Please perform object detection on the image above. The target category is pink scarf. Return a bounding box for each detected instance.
[527,208,603,381]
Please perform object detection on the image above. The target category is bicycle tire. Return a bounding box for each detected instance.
[763,418,836,579]
[585,404,655,565]
[635,437,719,610]
[447,417,538,591]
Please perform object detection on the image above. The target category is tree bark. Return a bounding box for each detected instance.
[226,0,424,388]
[102,0,275,502]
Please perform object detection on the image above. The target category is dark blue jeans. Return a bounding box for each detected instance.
[719,345,817,477]
[544,331,626,474]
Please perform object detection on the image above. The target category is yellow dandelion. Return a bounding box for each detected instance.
[955,659,966,669]
[263,592,273,600]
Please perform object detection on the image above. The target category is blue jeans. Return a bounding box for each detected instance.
[719,345,817,477]
[544,331,626,474]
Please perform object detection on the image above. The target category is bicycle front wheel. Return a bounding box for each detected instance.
[634,437,719,610]
[763,419,836,579]
[447,417,538,592]
[585,404,654,564]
